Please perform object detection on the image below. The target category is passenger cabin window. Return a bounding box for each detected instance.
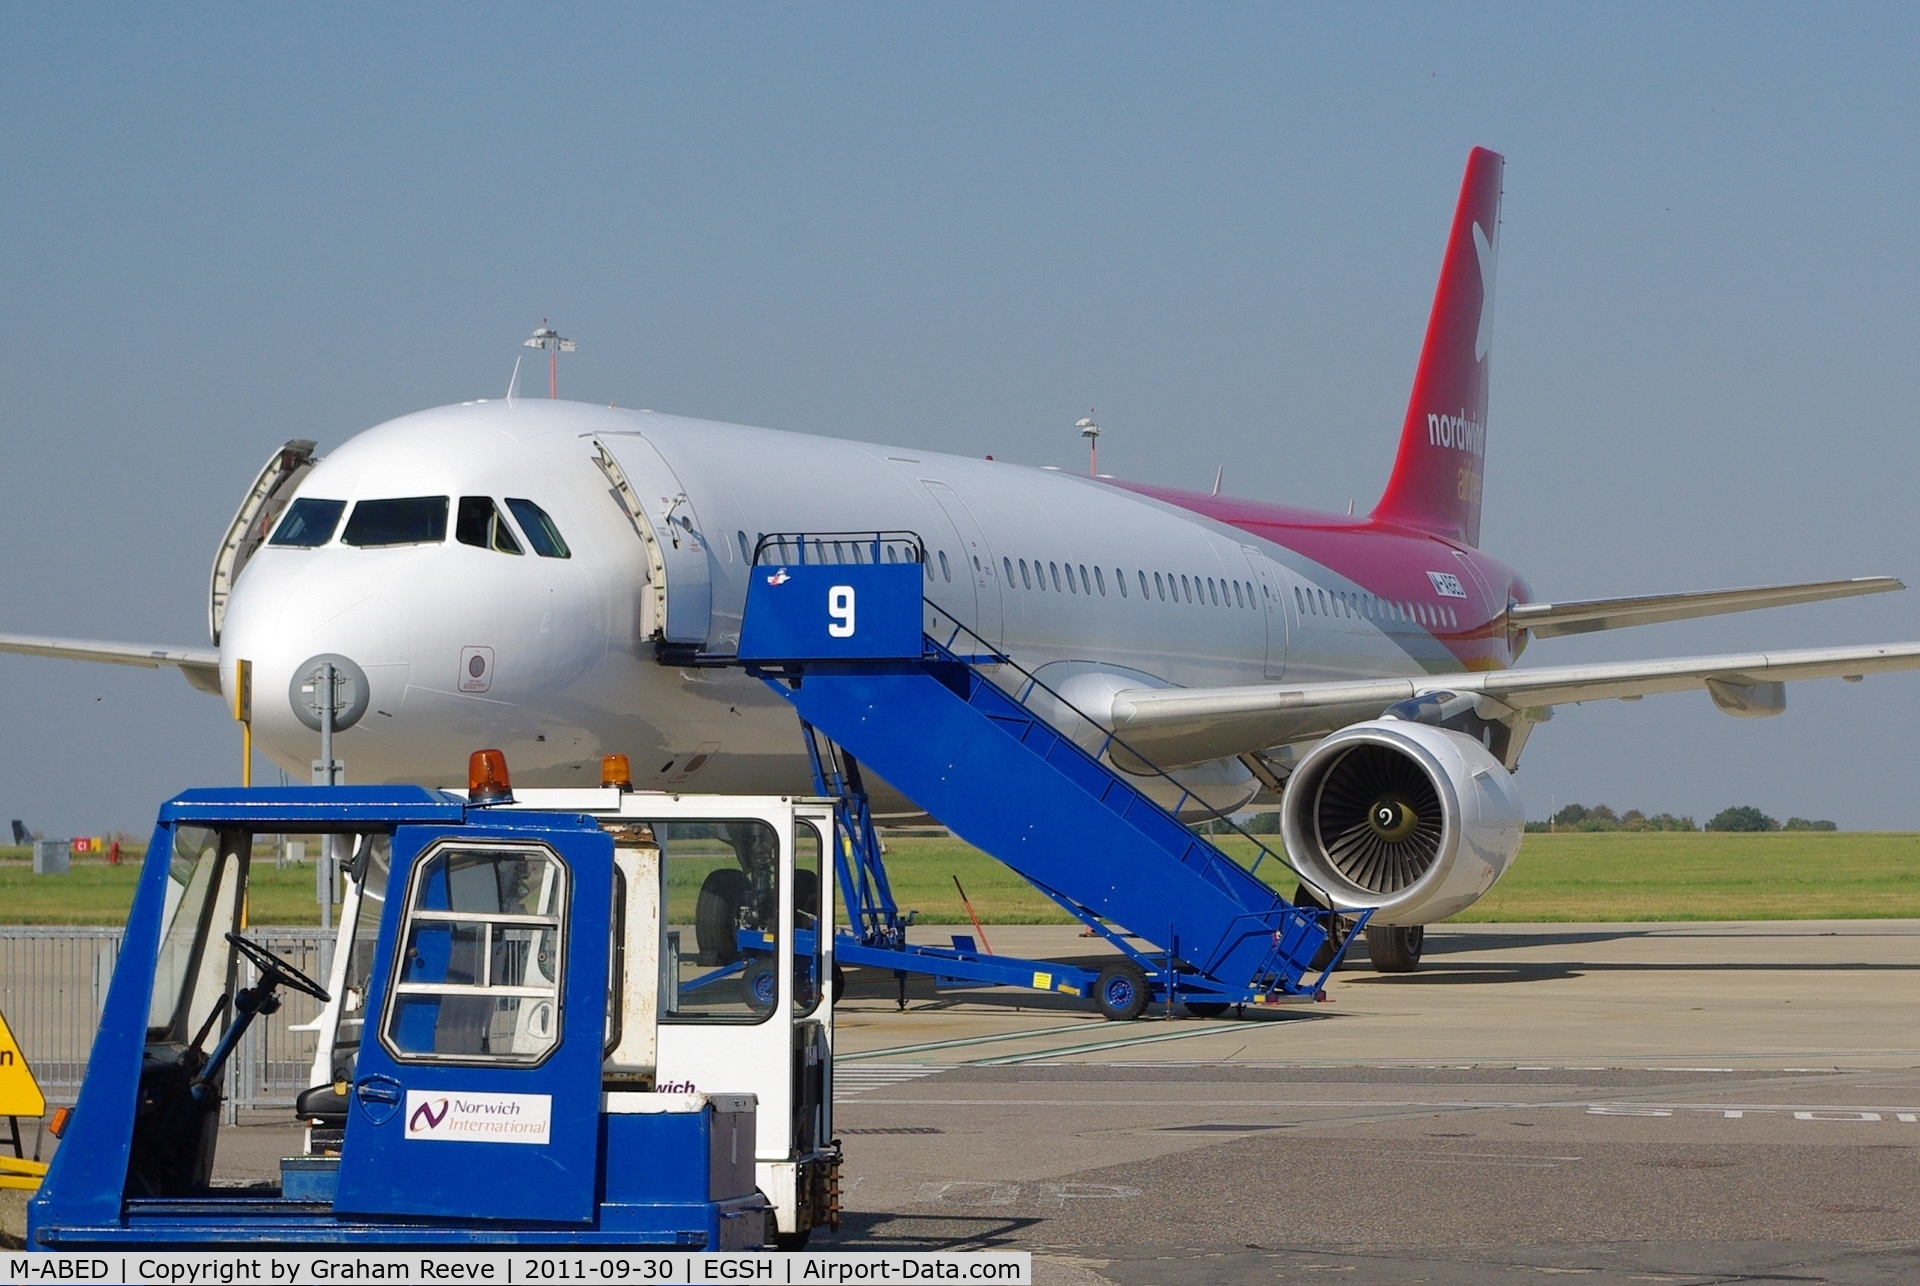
[661,820,784,1024]
[343,496,448,548]
[505,498,572,559]
[269,498,347,548]
[456,497,524,554]
[383,843,567,1064]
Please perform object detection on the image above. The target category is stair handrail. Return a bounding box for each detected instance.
[916,598,1342,912]
[750,531,927,569]
[738,527,1346,913]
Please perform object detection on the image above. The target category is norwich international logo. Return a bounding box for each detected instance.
[407,1097,449,1133]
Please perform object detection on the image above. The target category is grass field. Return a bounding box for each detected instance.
[5,831,1919,926]
[0,846,330,926]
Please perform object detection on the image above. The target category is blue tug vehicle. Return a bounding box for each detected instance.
[26,758,839,1250]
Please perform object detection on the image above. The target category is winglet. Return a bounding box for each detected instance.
[1371,147,1505,547]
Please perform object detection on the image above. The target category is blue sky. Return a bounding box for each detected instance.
[3,5,1917,833]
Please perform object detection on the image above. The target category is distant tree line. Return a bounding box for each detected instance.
[1524,803,1836,834]
[1525,803,1696,833]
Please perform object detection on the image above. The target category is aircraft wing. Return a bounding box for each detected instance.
[0,633,223,695]
[1509,577,1901,638]
[1106,641,1920,769]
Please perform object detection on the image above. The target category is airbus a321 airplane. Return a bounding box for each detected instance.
[8,147,1919,970]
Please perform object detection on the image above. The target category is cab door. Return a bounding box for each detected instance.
[333,818,611,1224]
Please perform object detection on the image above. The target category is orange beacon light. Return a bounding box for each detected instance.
[467,749,514,805]
[601,754,634,791]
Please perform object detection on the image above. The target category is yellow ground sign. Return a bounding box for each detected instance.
[0,1008,46,1119]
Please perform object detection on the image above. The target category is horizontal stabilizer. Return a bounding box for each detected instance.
[1106,640,1920,769]
[0,633,222,695]
[1511,576,1903,639]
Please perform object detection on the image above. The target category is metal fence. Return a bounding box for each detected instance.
[0,926,332,1111]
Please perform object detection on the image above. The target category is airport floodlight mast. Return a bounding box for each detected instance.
[524,320,577,398]
[1077,412,1100,476]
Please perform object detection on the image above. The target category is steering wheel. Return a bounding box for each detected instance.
[226,932,331,1002]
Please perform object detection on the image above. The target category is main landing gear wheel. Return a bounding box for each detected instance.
[696,868,752,965]
[831,963,847,1008]
[226,932,330,1001]
[1365,924,1425,973]
[1092,962,1150,1022]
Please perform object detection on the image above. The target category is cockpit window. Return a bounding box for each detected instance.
[456,497,524,555]
[505,498,571,559]
[342,497,449,547]
[268,498,347,547]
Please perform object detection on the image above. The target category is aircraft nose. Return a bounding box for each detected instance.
[220,547,419,780]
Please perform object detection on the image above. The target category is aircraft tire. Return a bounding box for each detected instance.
[1365,924,1424,973]
[774,1229,811,1252]
[1092,962,1151,1021]
[696,868,752,964]
[831,963,846,1007]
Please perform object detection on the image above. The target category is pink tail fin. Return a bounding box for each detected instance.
[1371,147,1504,548]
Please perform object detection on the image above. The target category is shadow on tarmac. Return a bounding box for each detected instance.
[813,1210,1045,1251]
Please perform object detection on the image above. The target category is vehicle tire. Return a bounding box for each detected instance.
[1365,924,1424,973]
[743,960,779,1015]
[1295,884,1344,971]
[1092,962,1151,1021]
[1183,1000,1231,1018]
[831,963,847,1008]
[696,868,752,964]
[774,1228,812,1252]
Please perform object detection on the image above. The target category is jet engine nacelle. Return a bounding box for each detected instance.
[1280,719,1524,926]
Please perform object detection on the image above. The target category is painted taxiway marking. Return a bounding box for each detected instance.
[967,1022,1245,1065]
[837,1021,1103,1062]
[1586,1101,1920,1116]
[834,1065,952,1099]
[848,1095,1920,1123]
[912,1180,1142,1208]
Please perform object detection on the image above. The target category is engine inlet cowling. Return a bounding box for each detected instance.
[1281,720,1524,926]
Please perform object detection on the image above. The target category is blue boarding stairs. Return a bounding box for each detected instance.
[726,532,1371,1019]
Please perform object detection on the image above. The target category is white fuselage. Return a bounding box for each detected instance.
[221,400,1449,812]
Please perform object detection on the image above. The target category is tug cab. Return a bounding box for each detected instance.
[27,752,836,1250]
